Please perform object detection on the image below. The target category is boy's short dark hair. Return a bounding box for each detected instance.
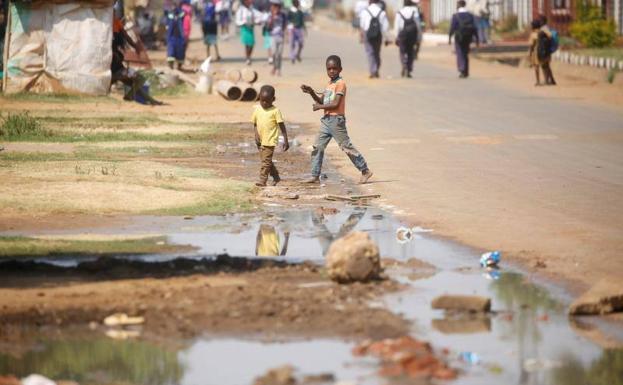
[260,85,275,98]
[457,0,466,7]
[326,55,342,67]
[531,19,541,29]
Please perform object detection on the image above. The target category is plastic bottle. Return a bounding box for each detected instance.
[480,251,501,267]
[459,351,480,365]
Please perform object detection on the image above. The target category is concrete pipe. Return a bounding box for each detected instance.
[226,69,242,83]
[240,83,258,101]
[252,83,264,101]
[240,68,258,83]
[216,80,242,101]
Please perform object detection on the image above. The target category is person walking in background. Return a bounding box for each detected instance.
[202,0,221,61]
[449,0,478,78]
[165,1,187,69]
[267,0,287,76]
[216,0,232,38]
[528,18,556,86]
[181,0,193,50]
[236,0,261,65]
[394,0,422,78]
[288,0,306,64]
[359,0,390,78]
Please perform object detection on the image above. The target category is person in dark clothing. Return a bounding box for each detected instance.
[165,2,186,70]
[448,0,478,78]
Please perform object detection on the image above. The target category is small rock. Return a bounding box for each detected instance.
[534,259,547,268]
[284,193,299,200]
[431,295,491,312]
[253,365,296,385]
[568,278,623,315]
[21,375,56,385]
[325,232,381,283]
[301,373,335,384]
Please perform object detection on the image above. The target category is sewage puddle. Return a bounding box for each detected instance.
[1,207,621,385]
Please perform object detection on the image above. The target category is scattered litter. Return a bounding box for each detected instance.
[523,358,562,372]
[488,364,504,374]
[21,374,56,385]
[103,313,144,327]
[326,232,381,283]
[412,226,433,233]
[314,206,339,216]
[396,227,413,244]
[432,295,492,312]
[480,251,501,268]
[352,336,457,380]
[371,214,384,220]
[183,216,194,220]
[458,351,480,365]
[105,328,141,340]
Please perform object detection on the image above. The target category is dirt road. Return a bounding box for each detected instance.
[244,22,623,292]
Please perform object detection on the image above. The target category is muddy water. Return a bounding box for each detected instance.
[2,207,622,385]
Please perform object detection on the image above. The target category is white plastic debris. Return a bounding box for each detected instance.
[21,374,56,385]
[196,57,213,94]
[480,251,501,268]
[103,313,144,327]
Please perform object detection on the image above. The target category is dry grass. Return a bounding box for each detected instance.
[0,160,251,215]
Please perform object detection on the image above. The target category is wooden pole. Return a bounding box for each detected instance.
[2,1,12,92]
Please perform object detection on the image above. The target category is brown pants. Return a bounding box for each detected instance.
[259,145,279,183]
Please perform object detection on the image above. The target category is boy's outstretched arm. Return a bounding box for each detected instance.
[313,94,341,112]
[300,84,323,104]
[279,122,289,152]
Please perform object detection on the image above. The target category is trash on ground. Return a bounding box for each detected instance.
[105,328,141,340]
[314,206,339,216]
[568,278,623,315]
[103,313,144,327]
[325,231,381,283]
[523,358,563,372]
[458,351,481,365]
[352,336,457,380]
[432,295,492,313]
[21,375,56,385]
[253,365,296,385]
[480,251,501,268]
[396,227,413,244]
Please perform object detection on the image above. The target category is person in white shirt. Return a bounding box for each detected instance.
[359,0,389,78]
[352,0,368,31]
[394,0,422,77]
[235,0,262,65]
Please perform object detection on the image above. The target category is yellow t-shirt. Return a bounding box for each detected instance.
[251,105,284,147]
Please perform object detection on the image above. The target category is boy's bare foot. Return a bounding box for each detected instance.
[359,170,373,184]
[302,176,320,184]
[255,181,267,187]
[271,176,281,186]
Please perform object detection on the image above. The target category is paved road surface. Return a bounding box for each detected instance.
[215,23,623,290]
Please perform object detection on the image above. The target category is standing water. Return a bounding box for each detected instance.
[1,207,621,384]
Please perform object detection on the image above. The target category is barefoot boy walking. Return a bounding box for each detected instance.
[301,55,373,184]
[252,85,289,187]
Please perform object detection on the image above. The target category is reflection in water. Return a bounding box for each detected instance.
[0,338,183,385]
[255,224,289,257]
[312,207,366,255]
[553,349,623,385]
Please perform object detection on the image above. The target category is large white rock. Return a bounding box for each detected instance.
[325,232,381,283]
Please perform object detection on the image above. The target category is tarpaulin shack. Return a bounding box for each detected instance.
[1,0,114,95]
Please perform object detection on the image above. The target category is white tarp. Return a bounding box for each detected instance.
[3,1,113,95]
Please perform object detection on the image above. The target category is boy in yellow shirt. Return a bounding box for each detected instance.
[252,85,289,187]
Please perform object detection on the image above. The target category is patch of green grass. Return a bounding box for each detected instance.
[2,93,118,104]
[152,83,191,97]
[0,150,122,163]
[0,112,52,139]
[149,187,254,215]
[38,114,164,127]
[2,128,220,143]
[0,236,195,258]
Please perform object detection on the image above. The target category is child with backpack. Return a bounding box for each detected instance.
[394,0,422,78]
[267,0,287,76]
[448,0,478,78]
[359,0,389,78]
[202,0,221,61]
[528,18,557,86]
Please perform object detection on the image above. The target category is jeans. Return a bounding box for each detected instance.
[455,40,470,76]
[311,115,368,177]
[289,27,304,61]
[398,39,416,72]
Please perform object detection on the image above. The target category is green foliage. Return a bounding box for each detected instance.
[607,68,617,83]
[434,20,451,34]
[0,338,184,385]
[0,112,51,139]
[495,14,519,33]
[570,2,617,48]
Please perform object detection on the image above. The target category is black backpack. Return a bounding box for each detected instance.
[398,11,418,44]
[366,9,382,42]
[537,31,552,61]
[455,13,476,45]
